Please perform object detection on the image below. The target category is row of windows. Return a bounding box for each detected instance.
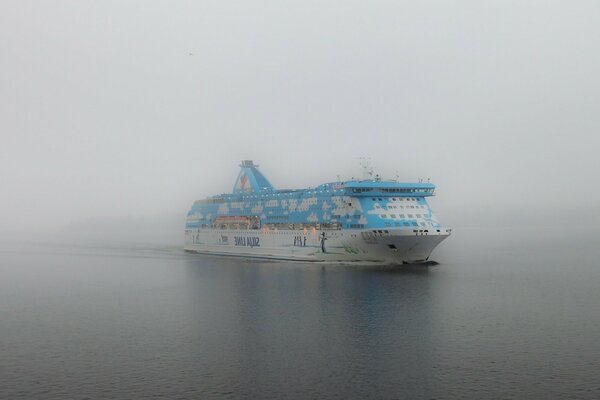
[216,223,260,230]
[239,190,345,200]
[265,222,341,230]
[374,204,425,210]
[371,197,420,202]
[356,188,432,194]
[200,190,352,204]
[380,213,428,219]
[383,221,434,227]
[348,224,365,229]
[189,222,343,230]
[197,193,427,207]
[380,188,433,194]
[196,196,424,210]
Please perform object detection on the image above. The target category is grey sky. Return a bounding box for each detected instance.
[1,1,599,233]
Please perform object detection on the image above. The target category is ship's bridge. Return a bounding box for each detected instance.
[343,181,436,197]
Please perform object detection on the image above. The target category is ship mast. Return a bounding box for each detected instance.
[359,157,374,180]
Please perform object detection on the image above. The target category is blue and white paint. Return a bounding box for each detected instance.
[184,160,451,264]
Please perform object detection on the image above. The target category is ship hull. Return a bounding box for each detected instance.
[184,228,450,265]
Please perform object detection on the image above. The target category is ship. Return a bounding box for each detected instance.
[184,160,451,264]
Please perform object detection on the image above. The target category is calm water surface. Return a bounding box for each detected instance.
[1,227,599,399]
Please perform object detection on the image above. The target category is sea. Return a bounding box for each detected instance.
[1,226,599,399]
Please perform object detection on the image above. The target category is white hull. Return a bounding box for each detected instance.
[184,228,450,264]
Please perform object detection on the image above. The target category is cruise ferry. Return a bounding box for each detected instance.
[184,160,450,264]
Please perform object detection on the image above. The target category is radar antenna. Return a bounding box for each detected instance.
[359,157,374,180]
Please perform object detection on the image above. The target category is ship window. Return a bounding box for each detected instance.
[411,222,418,226]
[400,214,405,218]
[408,214,414,218]
[378,198,382,201]
[381,214,387,218]
[390,214,396,218]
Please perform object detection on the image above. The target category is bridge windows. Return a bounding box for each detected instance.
[348,224,365,229]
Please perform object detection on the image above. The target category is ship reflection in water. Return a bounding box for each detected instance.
[182,257,437,399]
[1,227,599,399]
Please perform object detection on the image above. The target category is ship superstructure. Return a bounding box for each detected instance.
[184,160,450,264]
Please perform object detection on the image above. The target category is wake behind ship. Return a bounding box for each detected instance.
[185,161,450,264]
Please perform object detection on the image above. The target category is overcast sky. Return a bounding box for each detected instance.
[1,1,599,234]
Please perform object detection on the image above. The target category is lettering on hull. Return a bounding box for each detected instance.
[234,236,260,248]
[293,236,307,247]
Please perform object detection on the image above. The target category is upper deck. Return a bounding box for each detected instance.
[342,181,435,196]
[196,180,435,204]
[187,161,443,231]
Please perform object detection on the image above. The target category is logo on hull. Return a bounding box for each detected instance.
[234,236,260,248]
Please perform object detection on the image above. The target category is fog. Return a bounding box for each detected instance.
[1,1,599,242]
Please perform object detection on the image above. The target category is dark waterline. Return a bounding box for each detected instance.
[1,227,599,399]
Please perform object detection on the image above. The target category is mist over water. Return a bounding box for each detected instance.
[1,227,599,399]
[2,1,600,398]
[2,0,600,234]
